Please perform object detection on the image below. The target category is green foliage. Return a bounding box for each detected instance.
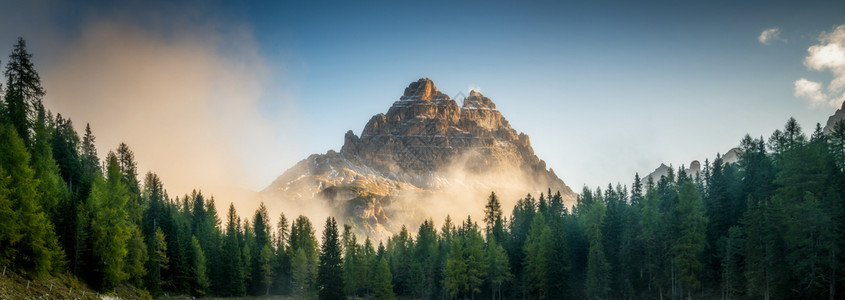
[584,201,609,299]
[674,181,707,294]
[373,257,395,300]
[484,191,505,242]
[189,235,210,296]
[221,203,245,296]
[317,217,344,299]
[291,248,310,299]
[487,236,512,300]
[523,213,552,298]
[3,37,44,148]
[88,152,131,289]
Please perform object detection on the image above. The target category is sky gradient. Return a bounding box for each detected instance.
[2,0,844,205]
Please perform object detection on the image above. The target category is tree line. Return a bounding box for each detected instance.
[1,36,845,299]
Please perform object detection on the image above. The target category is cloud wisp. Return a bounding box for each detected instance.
[794,25,845,108]
[758,28,783,45]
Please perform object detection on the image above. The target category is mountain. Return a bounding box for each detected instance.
[644,148,741,183]
[824,101,845,134]
[261,78,576,239]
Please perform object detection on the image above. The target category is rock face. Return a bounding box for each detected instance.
[824,101,845,134]
[263,78,576,239]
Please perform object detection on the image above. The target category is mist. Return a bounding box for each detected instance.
[39,18,298,219]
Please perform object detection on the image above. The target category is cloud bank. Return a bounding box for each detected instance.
[794,25,845,108]
[758,28,782,45]
[41,18,291,215]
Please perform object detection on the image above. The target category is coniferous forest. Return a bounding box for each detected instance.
[2,37,845,300]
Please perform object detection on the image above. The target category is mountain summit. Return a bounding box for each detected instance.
[263,78,575,238]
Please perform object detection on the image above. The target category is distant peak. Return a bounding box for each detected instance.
[463,89,496,110]
[401,78,446,101]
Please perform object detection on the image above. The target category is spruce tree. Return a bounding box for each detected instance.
[674,181,707,298]
[221,203,245,296]
[0,123,64,277]
[291,248,309,299]
[3,37,44,148]
[88,152,131,289]
[484,191,505,242]
[372,257,395,300]
[317,217,344,299]
[523,213,552,298]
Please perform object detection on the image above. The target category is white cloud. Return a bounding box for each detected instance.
[794,25,845,108]
[794,78,828,107]
[758,28,782,45]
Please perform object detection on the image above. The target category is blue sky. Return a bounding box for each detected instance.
[1,0,844,199]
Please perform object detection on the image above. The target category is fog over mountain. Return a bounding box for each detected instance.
[261,78,576,239]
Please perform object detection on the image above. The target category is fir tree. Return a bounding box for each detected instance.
[373,257,395,300]
[3,37,45,148]
[317,217,344,300]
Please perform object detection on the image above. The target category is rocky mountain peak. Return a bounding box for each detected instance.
[265,78,575,239]
[464,90,497,110]
[400,78,448,101]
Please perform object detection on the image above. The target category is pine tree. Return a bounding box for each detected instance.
[88,152,131,289]
[463,220,487,299]
[146,228,168,297]
[412,219,438,298]
[484,191,505,242]
[585,200,609,300]
[524,213,552,298]
[289,215,318,295]
[221,203,245,296]
[487,236,512,300]
[0,124,64,277]
[373,257,395,300]
[30,104,67,220]
[444,238,467,299]
[189,236,210,296]
[251,202,273,294]
[274,212,291,294]
[291,248,309,299]
[3,37,45,148]
[674,181,707,298]
[719,226,744,299]
[317,217,344,299]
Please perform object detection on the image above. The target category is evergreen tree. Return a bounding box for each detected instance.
[88,152,131,289]
[189,236,210,296]
[412,219,438,298]
[317,217,344,300]
[3,37,44,148]
[373,257,395,300]
[146,228,168,297]
[585,200,609,300]
[289,215,318,295]
[221,203,245,296]
[487,236,512,300]
[274,212,291,294]
[30,104,66,220]
[484,191,505,242]
[523,213,552,298]
[719,226,744,299]
[291,248,310,299]
[251,202,273,294]
[674,181,707,298]
[0,123,63,276]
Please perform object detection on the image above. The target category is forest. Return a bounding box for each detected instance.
[1,36,845,299]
